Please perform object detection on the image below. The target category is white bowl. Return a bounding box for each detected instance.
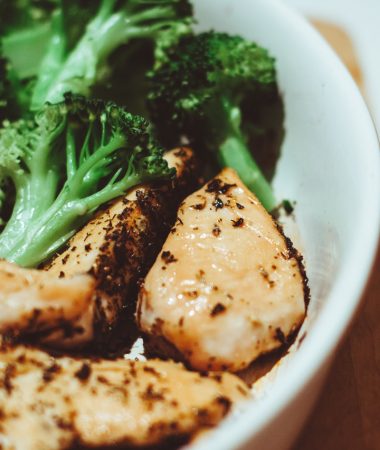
[189,1,380,449]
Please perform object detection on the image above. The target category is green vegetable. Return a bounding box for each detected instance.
[30,0,193,111]
[0,1,60,118]
[0,0,193,116]
[0,0,57,33]
[0,94,174,267]
[0,0,58,80]
[1,46,34,123]
[282,199,294,215]
[148,32,282,210]
[0,53,18,121]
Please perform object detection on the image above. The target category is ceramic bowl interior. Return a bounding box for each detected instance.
[189,0,380,449]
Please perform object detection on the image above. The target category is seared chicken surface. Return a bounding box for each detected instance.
[0,345,249,450]
[138,169,308,372]
[39,148,196,348]
[0,260,94,343]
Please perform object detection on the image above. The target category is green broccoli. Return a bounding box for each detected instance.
[0,44,33,122]
[0,55,17,121]
[0,0,58,80]
[0,0,58,33]
[0,94,174,267]
[30,0,193,111]
[148,32,283,210]
[0,1,61,120]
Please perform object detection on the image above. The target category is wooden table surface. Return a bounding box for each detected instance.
[292,21,380,450]
[293,249,380,450]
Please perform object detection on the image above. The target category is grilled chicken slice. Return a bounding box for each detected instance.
[0,346,249,450]
[42,147,197,348]
[0,260,94,343]
[137,169,308,372]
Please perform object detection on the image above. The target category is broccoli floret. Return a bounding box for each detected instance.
[31,0,193,110]
[148,32,283,210]
[0,93,174,267]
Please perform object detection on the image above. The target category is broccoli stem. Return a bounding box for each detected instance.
[31,9,67,111]
[218,99,276,211]
[219,134,276,211]
[1,120,66,248]
[8,171,140,267]
[0,170,60,256]
[31,1,182,109]
[4,134,140,267]
[0,178,30,255]
[0,119,65,257]
[0,93,173,268]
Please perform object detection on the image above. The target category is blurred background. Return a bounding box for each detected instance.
[279,1,380,449]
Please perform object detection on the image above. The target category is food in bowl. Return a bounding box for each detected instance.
[138,168,307,373]
[0,1,310,448]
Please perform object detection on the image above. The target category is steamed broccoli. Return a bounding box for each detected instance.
[0,1,61,119]
[31,0,193,111]
[0,0,58,80]
[0,94,174,267]
[148,32,283,210]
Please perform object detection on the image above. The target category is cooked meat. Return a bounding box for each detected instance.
[0,345,249,449]
[0,260,94,343]
[137,169,308,372]
[42,147,197,349]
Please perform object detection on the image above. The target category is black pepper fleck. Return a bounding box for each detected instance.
[74,363,91,381]
[42,363,61,383]
[161,251,178,264]
[213,197,224,210]
[206,179,236,195]
[210,303,226,317]
[190,201,206,210]
[232,218,244,228]
[212,225,221,237]
[61,254,69,265]
[275,327,287,344]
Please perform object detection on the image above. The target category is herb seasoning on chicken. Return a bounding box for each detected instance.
[0,260,94,343]
[137,168,308,372]
[0,148,196,350]
[42,148,197,350]
[0,345,248,450]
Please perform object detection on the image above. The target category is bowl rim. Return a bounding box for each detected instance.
[192,0,380,448]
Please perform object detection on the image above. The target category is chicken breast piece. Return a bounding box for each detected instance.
[43,148,197,349]
[0,345,249,450]
[0,260,94,343]
[137,169,308,372]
